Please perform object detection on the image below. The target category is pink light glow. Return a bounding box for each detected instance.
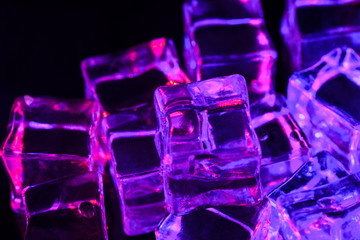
[257,32,269,46]
[256,52,273,93]
[151,38,166,58]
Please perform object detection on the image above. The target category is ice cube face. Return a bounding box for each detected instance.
[23,172,108,240]
[156,200,271,240]
[267,151,350,239]
[277,171,360,240]
[183,0,278,103]
[119,171,166,236]
[81,37,190,114]
[2,96,100,158]
[281,0,360,70]
[269,151,349,200]
[154,74,262,215]
[287,47,360,172]
[1,96,101,211]
[250,93,310,194]
[105,106,159,176]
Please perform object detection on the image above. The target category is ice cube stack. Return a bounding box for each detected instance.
[2,0,360,239]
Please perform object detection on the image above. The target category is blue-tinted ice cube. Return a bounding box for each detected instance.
[156,200,271,240]
[154,74,262,215]
[281,0,360,70]
[183,0,277,103]
[267,151,350,239]
[287,47,360,172]
[277,171,360,240]
[250,93,310,194]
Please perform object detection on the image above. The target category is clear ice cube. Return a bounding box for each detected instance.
[287,47,360,172]
[268,151,350,239]
[155,200,271,240]
[281,0,360,70]
[81,38,190,235]
[23,172,108,240]
[1,96,101,212]
[250,93,310,194]
[183,0,278,103]
[154,74,262,215]
[277,170,360,240]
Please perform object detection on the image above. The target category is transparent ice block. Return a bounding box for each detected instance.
[23,172,108,240]
[155,199,271,240]
[250,93,310,194]
[81,38,191,236]
[154,74,262,215]
[281,0,360,70]
[267,151,350,239]
[287,47,360,172]
[81,37,190,114]
[1,96,101,212]
[183,0,278,103]
[277,169,360,240]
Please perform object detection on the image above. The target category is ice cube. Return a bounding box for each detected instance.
[81,38,190,235]
[267,151,350,239]
[183,0,277,103]
[250,93,310,194]
[287,47,360,172]
[81,37,190,114]
[154,74,262,215]
[281,0,360,70]
[156,200,271,240]
[105,105,167,236]
[277,171,360,240]
[23,172,108,240]
[1,96,101,212]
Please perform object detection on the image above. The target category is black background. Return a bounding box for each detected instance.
[0,1,288,239]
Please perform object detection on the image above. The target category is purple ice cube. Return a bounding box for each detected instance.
[1,96,101,212]
[156,200,271,240]
[267,151,350,239]
[81,38,190,236]
[81,37,190,114]
[154,74,262,215]
[183,0,277,103]
[250,93,310,194]
[23,172,108,240]
[277,170,360,240]
[281,0,360,70]
[105,105,167,236]
[287,47,360,172]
